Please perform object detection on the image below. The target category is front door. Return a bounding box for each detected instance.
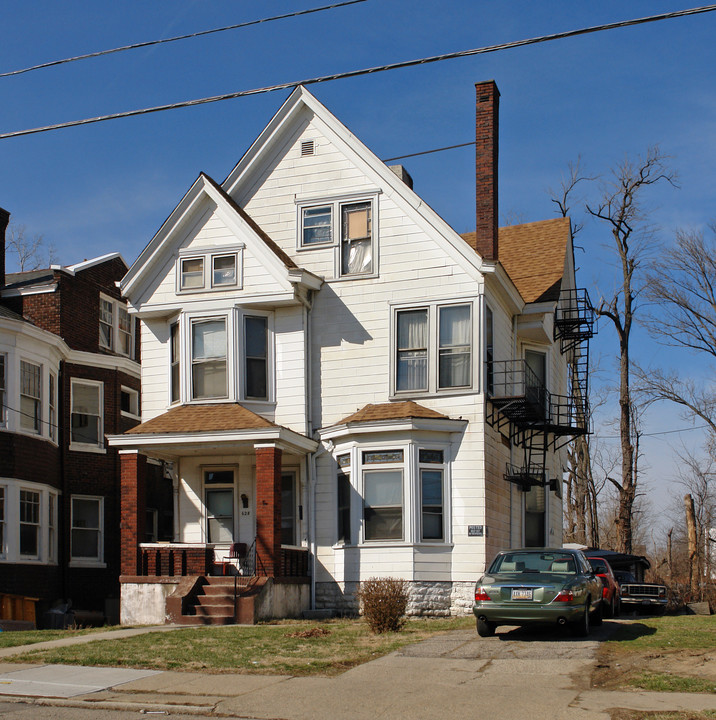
[204,468,235,543]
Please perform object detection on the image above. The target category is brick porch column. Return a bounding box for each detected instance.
[255,444,282,577]
[120,451,147,576]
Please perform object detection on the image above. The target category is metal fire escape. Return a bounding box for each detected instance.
[486,288,595,492]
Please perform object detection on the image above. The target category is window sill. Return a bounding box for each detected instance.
[69,560,107,569]
[333,541,454,550]
[328,272,379,283]
[69,443,107,455]
[389,388,477,401]
[121,411,141,421]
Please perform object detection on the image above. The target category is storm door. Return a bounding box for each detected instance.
[204,469,236,543]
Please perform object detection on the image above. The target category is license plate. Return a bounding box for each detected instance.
[511,588,533,600]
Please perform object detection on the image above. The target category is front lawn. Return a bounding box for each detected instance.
[0,626,120,649]
[594,615,716,695]
[4,616,474,676]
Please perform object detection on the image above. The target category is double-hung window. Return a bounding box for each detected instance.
[244,316,268,400]
[99,295,133,356]
[298,196,377,278]
[71,379,104,450]
[419,449,445,542]
[20,361,41,433]
[170,322,180,403]
[336,454,351,544]
[48,372,57,442]
[0,354,6,425]
[191,319,227,400]
[393,302,473,395]
[71,496,104,563]
[20,489,40,558]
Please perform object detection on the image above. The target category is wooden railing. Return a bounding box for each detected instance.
[137,543,310,578]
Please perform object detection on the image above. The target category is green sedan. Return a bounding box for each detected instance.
[473,548,604,637]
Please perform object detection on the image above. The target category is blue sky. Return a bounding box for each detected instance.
[2,1,715,534]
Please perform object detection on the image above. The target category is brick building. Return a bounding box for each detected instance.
[0,207,170,625]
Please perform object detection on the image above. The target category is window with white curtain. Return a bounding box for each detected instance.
[393,302,473,395]
[438,305,472,389]
[341,202,372,276]
[191,319,227,400]
[396,309,428,392]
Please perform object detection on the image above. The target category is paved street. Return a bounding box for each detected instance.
[0,620,714,719]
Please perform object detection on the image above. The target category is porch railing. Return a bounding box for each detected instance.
[136,542,310,578]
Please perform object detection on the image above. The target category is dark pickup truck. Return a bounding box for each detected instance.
[613,570,667,613]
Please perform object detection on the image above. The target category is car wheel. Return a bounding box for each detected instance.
[592,599,603,626]
[571,600,590,637]
[477,618,496,637]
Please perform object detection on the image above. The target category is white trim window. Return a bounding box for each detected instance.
[70,379,104,451]
[48,372,57,442]
[244,316,268,400]
[99,294,134,357]
[20,489,41,558]
[71,495,104,564]
[0,481,58,564]
[362,450,404,541]
[419,449,445,542]
[393,301,473,396]
[20,360,41,433]
[191,318,228,400]
[0,353,6,426]
[178,248,242,292]
[0,486,5,556]
[297,195,377,278]
[120,385,140,419]
[336,454,351,544]
[170,322,180,404]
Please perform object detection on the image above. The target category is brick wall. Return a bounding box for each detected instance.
[475,80,500,261]
[255,446,282,577]
[120,452,146,576]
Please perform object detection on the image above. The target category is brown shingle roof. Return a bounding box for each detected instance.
[125,403,276,435]
[338,401,449,425]
[462,217,570,303]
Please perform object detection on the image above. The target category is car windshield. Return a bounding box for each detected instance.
[614,571,636,583]
[489,552,578,575]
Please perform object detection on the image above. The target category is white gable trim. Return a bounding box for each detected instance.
[223,86,487,283]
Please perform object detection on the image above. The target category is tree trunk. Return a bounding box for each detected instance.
[684,494,698,597]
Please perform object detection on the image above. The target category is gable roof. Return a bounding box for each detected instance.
[337,401,450,425]
[462,217,570,303]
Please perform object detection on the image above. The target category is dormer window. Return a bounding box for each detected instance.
[177,247,243,293]
[180,258,204,290]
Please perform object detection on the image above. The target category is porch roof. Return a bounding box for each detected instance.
[107,403,318,457]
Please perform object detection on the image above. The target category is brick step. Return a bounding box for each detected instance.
[175,614,236,626]
[195,599,235,613]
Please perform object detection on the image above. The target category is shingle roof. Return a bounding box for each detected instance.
[3,269,56,291]
[125,403,277,435]
[461,217,570,303]
[337,401,450,425]
[0,304,28,323]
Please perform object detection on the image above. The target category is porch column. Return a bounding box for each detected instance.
[120,451,147,576]
[255,444,282,577]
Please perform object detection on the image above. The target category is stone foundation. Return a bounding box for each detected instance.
[315,580,476,616]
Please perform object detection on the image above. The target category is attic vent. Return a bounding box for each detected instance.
[301,140,315,157]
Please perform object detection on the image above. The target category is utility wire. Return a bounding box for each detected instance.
[383,141,475,162]
[594,423,710,440]
[2,3,716,140]
[0,0,367,79]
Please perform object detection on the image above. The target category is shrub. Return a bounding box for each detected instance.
[357,577,409,634]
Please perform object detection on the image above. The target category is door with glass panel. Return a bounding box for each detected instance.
[204,469,235,543]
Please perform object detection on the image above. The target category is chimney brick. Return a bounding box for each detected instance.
[0,206,9,289]
[475,81,499,260]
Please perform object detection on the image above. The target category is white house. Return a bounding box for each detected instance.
[109,81,593,624]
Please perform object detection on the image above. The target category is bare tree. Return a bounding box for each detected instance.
[587,147,676,553]
[5,223,57,272]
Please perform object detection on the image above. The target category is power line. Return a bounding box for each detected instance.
[383,141,475,163]
[0,0,367,79]
[2,4,716,141]
[594,423,710,440]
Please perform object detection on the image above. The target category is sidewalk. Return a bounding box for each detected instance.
[0,624,714,719]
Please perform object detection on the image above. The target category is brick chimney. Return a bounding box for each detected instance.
[475,81,499,260]
[0,206,9,289]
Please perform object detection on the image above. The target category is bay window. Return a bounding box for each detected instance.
[364,469,403,541]
[170,322,180,403]
[393,301,473,395]
[191,319,227,400]
[20,361,41,433]
[419,449,445,541]
[244,316,267,400]
[20,489,40,557]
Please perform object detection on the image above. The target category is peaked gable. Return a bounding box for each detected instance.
[122,172,319,310]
